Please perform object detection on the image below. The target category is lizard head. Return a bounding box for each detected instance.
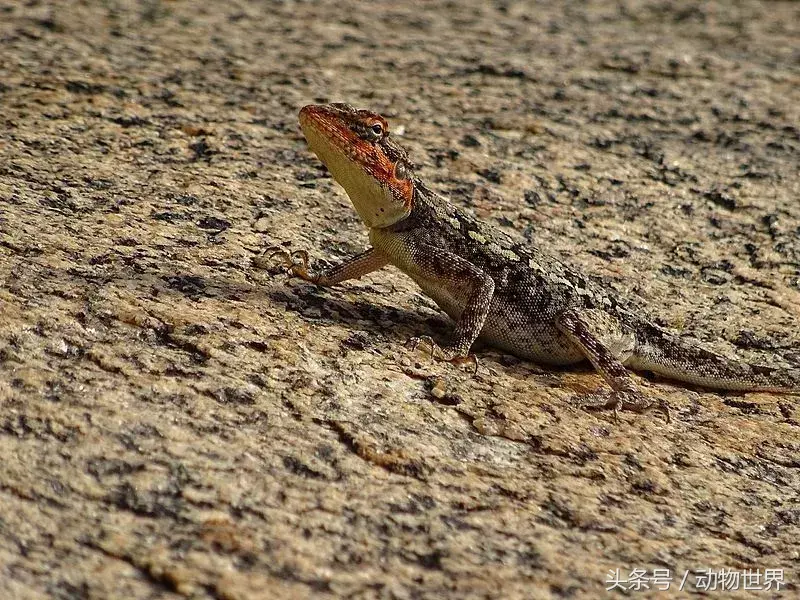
[299,103,414,228]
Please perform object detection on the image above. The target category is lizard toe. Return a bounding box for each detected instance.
[407,337,478,374]
[407,335,439,358]
[578,390,670,423]
[257,246,317,282]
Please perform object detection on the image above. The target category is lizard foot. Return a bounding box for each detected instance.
[579,390,671,423]
[407,336,479,375]
[261,246,317,282]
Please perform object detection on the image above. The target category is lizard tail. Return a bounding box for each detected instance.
[625,323,800,394]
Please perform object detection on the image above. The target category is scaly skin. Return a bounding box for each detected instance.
[271,102,800,417]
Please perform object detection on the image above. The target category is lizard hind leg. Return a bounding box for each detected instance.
[556,308,669,420]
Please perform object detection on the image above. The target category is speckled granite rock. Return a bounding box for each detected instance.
[1,1,798,598]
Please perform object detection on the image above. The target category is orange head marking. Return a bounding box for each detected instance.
[299,103,415,228]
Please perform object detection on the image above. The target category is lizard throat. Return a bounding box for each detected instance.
[299,109,413,228]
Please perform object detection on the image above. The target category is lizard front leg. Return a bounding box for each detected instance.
[267,246,389,286]
[556,308,669,420]
[404,243,495,367]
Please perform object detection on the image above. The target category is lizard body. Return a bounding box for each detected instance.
[274,102,799,414]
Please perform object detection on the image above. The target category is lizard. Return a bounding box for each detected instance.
[269,102,800,417]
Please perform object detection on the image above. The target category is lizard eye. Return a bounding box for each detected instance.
[365,122,384,141]
[394,161,410,180]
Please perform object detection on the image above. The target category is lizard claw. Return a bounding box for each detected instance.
[407,335,438,358]
[457,353,480,376]
[407,336,479,375]
[260,246,316,282]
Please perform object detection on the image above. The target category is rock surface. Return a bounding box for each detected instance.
[1,0,799,598]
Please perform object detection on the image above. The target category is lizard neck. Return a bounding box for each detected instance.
[377,180,437,233]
